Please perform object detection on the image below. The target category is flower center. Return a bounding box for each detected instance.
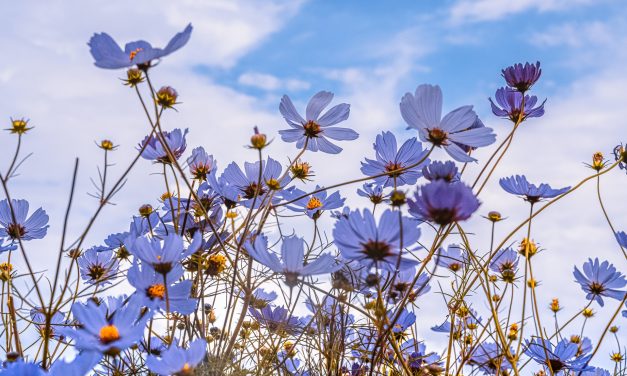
[547,359,566,372]
[129,48,143,61]
[384,162,403,177]
[6,223,26,239]
[427,128,448,146]
[147,284,166,299]
[589,281,605,295]
[429,208,457,225]
[99,324,120,344]
[306,197,323,210]
[87,265,106,281]
[361,240,393,261]
[303,120,322,137]
[243,183,266,200]
[175,363,193,376]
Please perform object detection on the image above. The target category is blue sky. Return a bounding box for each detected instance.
[0,0,626,369]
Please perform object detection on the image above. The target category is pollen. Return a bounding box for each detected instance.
[128,48,143,61]
[147,284,166,299]
[99,324,120,344]
[306,197,323,210]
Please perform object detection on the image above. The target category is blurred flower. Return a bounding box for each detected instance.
[123,68,144,87]
[573,258,626,306]
[502,61,542,92]
[0,238,17,253]
[422,160,460,183]
[525,338,592,373]
[78,248,119,286]
[436,244,467,272]
[248,305,300,335]
[7,118,33,135]
[400,84,495,162]
[469,342,513,375]
[408,181,480,225]
[1,352,101,375]
[128,261,196,314]
[360,131,429,187]
[490,87,545,122]
[279,91,358,154]
[244,288,278,309]
[88,24,192,69]
[357,183,386,205]
[616,231,627,248]
[138,128,188,163]
[333,209,420,270]
[30,307,66,340]
[0,199,49,241]
[146,339,206,375]
[613,143,626,173]
[499,175,569,204]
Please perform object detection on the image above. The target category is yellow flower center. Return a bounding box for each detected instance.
[147,284,166,299]
[99,324,120,344]
[306,197,322,210]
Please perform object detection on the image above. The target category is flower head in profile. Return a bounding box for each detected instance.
[187,146,216,180]
[128,261,196,314]
[221,157,286,208]
[422,160,460,183]
[0,199,49,241]
[78,248,119,286]
[126,233,202,274]
[616,231,627,249]
[614,143,626,173]
[283,186,345,219]
[248,305,300,335]
[489,247,519,283]
[502,61,542,92]
[436,245,467,273]
[7,117,33,135]
[245,234,340,287]
[573,258,626,306]
[499,175,569,204]
[360,131,429,187]
[408,181,480,226]
[333,209,420,270]
[243,288,278,309]
[88,24,192,69]
[279,91,358,154]
[357,182,386,205]
[146,339,206,376]
[468,342,513,375]
[525,338,592,373]
[138,128,188,163]
[490,87,545,123]
[400,84,495,162]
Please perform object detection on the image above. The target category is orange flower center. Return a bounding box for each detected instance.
[306,197,322,210]
[147,284,166,299]
[99,324,120,344]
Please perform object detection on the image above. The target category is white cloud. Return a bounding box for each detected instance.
[238,72,310,91]
[449,0,594,24]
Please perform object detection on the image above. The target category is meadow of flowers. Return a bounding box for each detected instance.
[0,23,626,376]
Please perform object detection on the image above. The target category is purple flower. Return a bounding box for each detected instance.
[333,209,420,270]
[146,339,206,376]
[490,87,545,122]
[279,91,358,154]
[139,128,188,163]
[400,84,495,162]
[248,305,300,335]
[616,231,627,248]
[283,186,345,219]
[408,181,480,226]
[489,247,519,283]
[0,199,49,241]
[187,146,216,180]
[245,234,340,287]
[499,175,569,203]
[573,258,626,306]
[357,183,386,205]
[128,261,196,314]
[502,61,542,92]
[525,338,592,373]
[360,131,429,187]
[469,342,513,374]
[126,232,201,274]
[436,244,467,272]
[0,237,17,253]
[78,248,119,286]
[422,161,460,183]
[221,157,286,208]
[88,24,192,69]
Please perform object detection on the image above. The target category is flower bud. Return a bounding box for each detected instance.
[390,190,406,207]
[99,139,116,151]
[549,298,561,313]
[139,204,153,217]
[124,68,144,87]
[7,118,32,135]
[250,126,268,150]
[290,160,313,181]
[155,86,178,108]
[487,211,503,222]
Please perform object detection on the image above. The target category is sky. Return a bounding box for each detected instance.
[1,0,626,370]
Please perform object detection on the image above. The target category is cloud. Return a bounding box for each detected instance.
[238,72,310,91]
[449,0,594,24]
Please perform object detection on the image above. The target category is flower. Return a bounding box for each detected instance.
[221,157,286,208]
[525,338,592,373]
[469,342,513,375]
[146,339,207,376]
[88,24,192,69]
[245,234,340,287]
[613,143,626,173]
[422,160,460,183]
[573,258,626,306]
[128,261,196,314]
[333,209,420,270]
[489,247,519,283]
[7,117,33,135]
[244,288,278,309]
[616,231,627,249]
[1,352,101,376]
[400,84,495,162]
[248,305,301,335]
[502,61,542,92]
[78,248,119,286]
[126,232,202,274]
[30,307,66,340]
[0,199,49,241]
[187,147,216,180]
[138,128,188,163]
[499,175,569,203]
[0,237,17,253]
[357,183,386,205]
[490,87,545,122]
[360,131,429,187]
[436,245,467,272]
[61,295,151,355]
[279,91,358,154]
[283,186,345,219]
[155,86,178,108]
[408,181,480,225]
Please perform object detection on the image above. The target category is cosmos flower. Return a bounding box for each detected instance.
[128,261,196,314]
[146,339,207,376]
[186,146,217,180]
[126,232,202,274]
[242,288,278,309]
[360,131,429,187]
[0,352,101,376]
[88,24,192,69]
[432,307,482,334]
[573,258,626,306]
[613,143,626,173]
[499,175,569,203]
[400,84,495,162]
[0,237,17,253]
[436,245,467,272]
[490,87,545,122]
[357,183,386,205]
[469,342,513,375]
[333,209,421,270]
[489,247,519,283]
[383,266,431,302]
[61,295,151,355]
[422,160,460,183]
[245,234,340,287]
[248,305,301,335]
[138,128,188,163]
[30,307,67,340]
[279,91,358,154]
[0,199,49,241]
[283,186,345,219]
[221,157,286,208]
[616,231,627,248]
[386,308,416,337]
[502,61,542,92]
[78,248,119,286]
[401,340,442,375]
[525,338,592,373]
[408,181,480,225]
